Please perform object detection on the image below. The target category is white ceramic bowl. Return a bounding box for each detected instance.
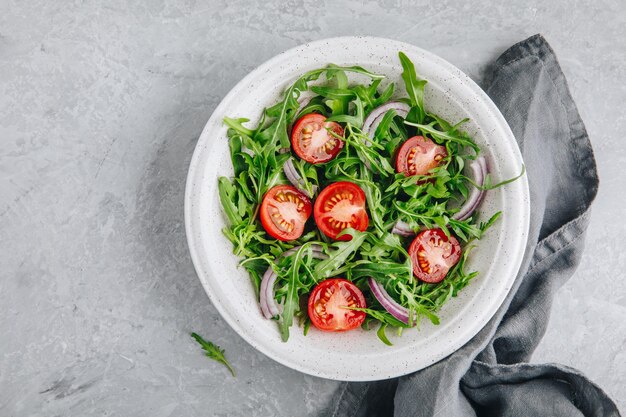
[185,37,529,381]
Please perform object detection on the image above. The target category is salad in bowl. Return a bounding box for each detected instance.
[217,52,523,344]
[185,37,529,380]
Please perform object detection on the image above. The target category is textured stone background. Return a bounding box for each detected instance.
[1,0,624,416]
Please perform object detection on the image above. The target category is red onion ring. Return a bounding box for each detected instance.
[452,156,488,221]
[362,101,411,141]
[391,220,416,237]
[283,157,317,198]
[259,267,277,318]
[282,245,326,258]
[259,244,327,319]
[368,277,413,325]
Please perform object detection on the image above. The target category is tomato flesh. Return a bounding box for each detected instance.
[409,229,461,283]
[260,185,312,241]
[313,181,369,241]
[396,136,447,177]
[291,113,344,164]
[308,278,366,331]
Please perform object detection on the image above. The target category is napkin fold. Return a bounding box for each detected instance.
[324,34,621,417]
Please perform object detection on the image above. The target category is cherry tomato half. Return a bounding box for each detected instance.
[291,113,344,164]
[409,229,461,283]
[313,181,369,241]
[308,278,366,332]
[395,136,447,177]
[260,185,312,241]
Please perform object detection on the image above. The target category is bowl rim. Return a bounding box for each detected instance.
[184,36,530,381]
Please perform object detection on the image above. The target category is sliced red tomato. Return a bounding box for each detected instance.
[291,113,344,164]
[409,229,461,283]
[259,185,312,241]
[395,135,447,177]
[313,181,369,241]
[308,278,366,332]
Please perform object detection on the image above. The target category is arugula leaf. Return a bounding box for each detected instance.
[405,120,481,153]
[373,82,395,107]
[310,86,355,100]
[399,51,427,123]
[377,323,393,346]
[191,332,236,377]
[296,96,328,118]
[224,117,255,138]
[313,229,368,279]
[341,124,395,176]
[278,246,306,342]
[351,307,408,328]
[355,173,385,233]
[480,211,502,233]
[350,259,412,281]
[327,97,365,127]
[227,135,247,177]
[472,165,526,191]
[289,157,319,198]
[218,177,242,225]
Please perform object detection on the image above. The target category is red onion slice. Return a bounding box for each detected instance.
[452,156,488,221]
[391,220,416,237]
[362,101,411,141]
[283,157,317,198]
[259,244,327,319]
[368,277,413,325]
[282,244,326,258]
[259,267,278,318]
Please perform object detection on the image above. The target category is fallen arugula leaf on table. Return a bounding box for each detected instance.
[191,332,236,377]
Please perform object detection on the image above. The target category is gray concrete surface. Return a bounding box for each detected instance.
[1,0,624,415]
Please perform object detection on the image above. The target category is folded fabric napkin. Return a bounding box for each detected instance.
[324,34,621,417]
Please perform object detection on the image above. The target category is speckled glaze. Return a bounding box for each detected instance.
[184,37,529,381]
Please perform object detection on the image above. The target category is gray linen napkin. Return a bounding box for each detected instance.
[324,34,621,417]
